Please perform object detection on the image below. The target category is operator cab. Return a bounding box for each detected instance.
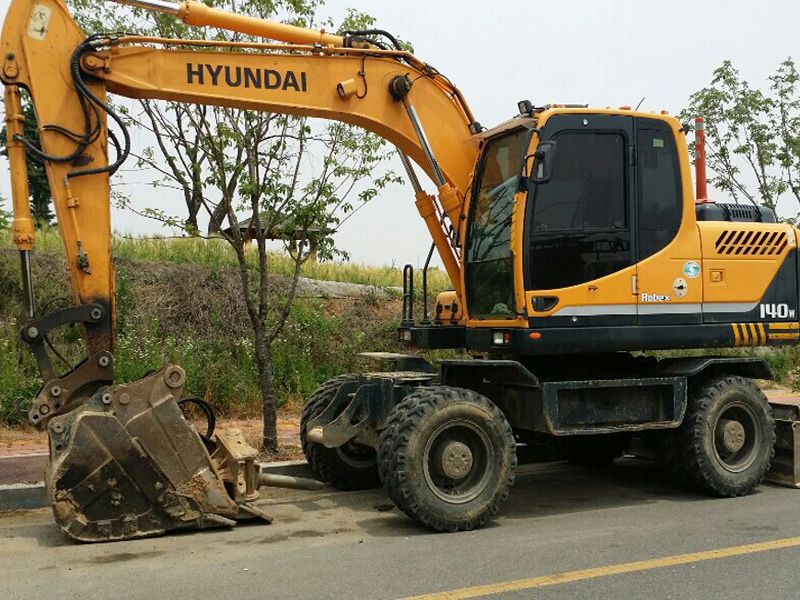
[402,105,790,354]
[463,109,686,325]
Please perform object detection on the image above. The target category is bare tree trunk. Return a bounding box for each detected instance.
[207,202,228,235]
[232,248,279,452]
[185,213,199,233]
[256,340,278,451]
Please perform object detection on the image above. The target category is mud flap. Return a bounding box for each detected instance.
[766,400,800,488]
[45,366,266,542]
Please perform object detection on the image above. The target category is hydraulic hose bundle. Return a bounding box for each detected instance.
[13,35,131,179]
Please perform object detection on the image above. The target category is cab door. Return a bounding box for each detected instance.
[525,114,637,328]
[633,118,702,325]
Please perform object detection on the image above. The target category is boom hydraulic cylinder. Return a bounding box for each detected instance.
[109,0,349,47]
[4,85,35,317]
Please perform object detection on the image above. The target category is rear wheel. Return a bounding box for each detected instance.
[677,375,775,497]
[378,386,516,532]
[301,375,381,490]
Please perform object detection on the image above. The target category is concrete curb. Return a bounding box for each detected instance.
[0,460,314,513]
[0,483,48,512]
[260,459,315,479]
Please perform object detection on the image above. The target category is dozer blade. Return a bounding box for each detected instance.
[44,365,268,542]
[766,399,800,489]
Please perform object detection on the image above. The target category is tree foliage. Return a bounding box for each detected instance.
[68,0,401,449]
[0,197,10,230]
[680,58,799,217]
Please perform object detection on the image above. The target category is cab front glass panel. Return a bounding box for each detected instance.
[465,128,531,319]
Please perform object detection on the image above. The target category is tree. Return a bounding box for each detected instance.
[0,96,55,225]
[68,0,400,450]
[680,58,799,218]
[0,196,10,230]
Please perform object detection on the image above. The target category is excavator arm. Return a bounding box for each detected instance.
[0,0,480,541]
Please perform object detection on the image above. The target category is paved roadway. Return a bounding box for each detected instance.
[1,459,799,600]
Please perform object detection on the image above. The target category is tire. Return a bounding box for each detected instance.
[377,386,517,532]
[677,375,775,497]
[560,434,627,466]
[301,374,381,490]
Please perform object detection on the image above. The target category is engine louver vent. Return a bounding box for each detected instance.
[719,203,766,221]
[714,230,788,255]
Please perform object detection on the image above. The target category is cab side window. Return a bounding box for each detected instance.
[637,124,682,260]
[528,131,631,290]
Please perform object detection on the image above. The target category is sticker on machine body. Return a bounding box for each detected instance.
[683,261,700,279]
[672,278,688,298]
[27,3,52,40]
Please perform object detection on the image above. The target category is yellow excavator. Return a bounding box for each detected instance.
[3,0,799,542]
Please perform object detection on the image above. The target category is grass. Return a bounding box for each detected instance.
[0,230,436,425]
[0,322,44,425]
[0,227,453,292]
[0,288,404,425]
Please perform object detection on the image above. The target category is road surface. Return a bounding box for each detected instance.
[1,459,799,599]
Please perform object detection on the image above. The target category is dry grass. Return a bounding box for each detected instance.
[0,228,453,293]
[279,395,307,418]
[0,424,47,448]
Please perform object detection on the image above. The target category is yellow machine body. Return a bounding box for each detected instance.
[2,0,799,541]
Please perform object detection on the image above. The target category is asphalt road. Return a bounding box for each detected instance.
[2,459,799,600]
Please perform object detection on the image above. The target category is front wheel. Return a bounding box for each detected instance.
[677,375,775,497]
[378,386,516,532]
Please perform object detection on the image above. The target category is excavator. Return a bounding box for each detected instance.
[2,0,800,542]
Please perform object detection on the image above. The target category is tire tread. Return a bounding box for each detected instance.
[378,386,516,532]
[678,375,775,497]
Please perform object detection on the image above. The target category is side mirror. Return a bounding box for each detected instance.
[528,141,557,184]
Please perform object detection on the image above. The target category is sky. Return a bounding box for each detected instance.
[1,0,799,268]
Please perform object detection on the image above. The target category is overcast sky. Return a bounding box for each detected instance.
[1,0,798,268]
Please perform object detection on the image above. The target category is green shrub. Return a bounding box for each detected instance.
[0,232,445,424]
[0,320,43,425]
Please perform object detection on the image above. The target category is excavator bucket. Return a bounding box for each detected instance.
[44,365,270,542]
[766,399,800,489]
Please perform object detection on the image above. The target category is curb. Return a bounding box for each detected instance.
[260,459,314,479]
[0,460,314,513]
[0,483,48,512]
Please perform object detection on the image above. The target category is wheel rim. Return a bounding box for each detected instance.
[423,419,494,504]
[335,442,376,469]
[712,401,761,473]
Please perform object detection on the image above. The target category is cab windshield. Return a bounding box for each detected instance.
[465,128,531,319]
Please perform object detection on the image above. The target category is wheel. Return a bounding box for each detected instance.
[560,434,627,466]
[677,375,775,497]
[377,386,517,532]
[301,374,381,490]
